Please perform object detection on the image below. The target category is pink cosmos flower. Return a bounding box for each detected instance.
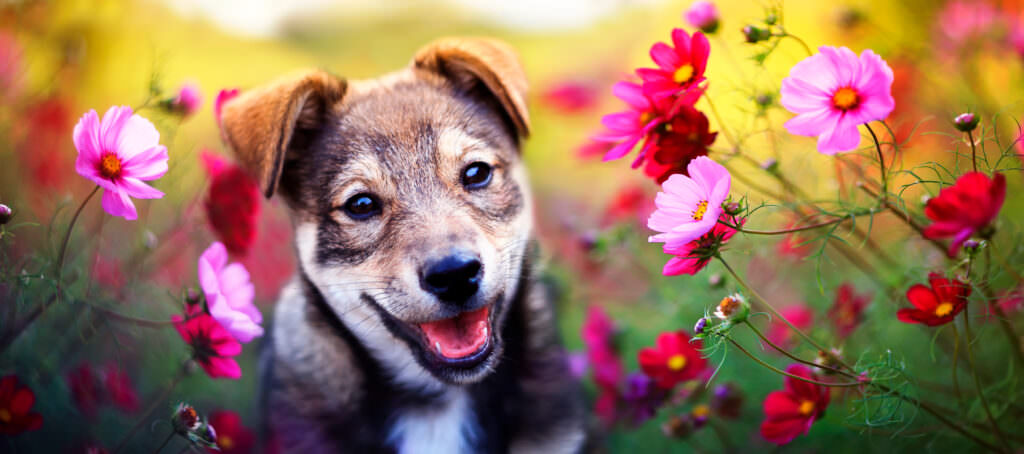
[172,82,203,117]
[199,242,263,343]
[661,213,741,276]
[648,156,731,249]
[541,80,599,114]
[73,106,169,220]
[214,88,240,128]
[766,304,814,350]
[937,0,998,46]
[636,29,710,100]
[685,1,720,34]
[780,46,895,154]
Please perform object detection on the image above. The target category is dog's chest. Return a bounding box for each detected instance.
[386,390,480,454]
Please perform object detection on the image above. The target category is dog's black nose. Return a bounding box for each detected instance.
[420,253,482,303]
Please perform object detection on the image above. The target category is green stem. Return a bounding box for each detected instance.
[745,322,854,378]
[112,361,190,454]
[781,32,814,56]
[718,216,850,235]
[951,324,964,408]
[864,123,886,203]
[152,431,175,454]
[56,185,101,280]
[967,129,978,173]
[717,255,854,372]
[962,310,1012,453]
[727,338,862,387]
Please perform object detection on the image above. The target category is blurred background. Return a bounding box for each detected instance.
[1,0,1023,452]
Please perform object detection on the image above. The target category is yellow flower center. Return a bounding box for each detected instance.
[935,302,954,317]
[219,435,234,449]
[667,354,687,371]
[692,200,709,221]
[831,87,860,111]
[692,404,710,418]
[99,153,123,179]
[798,400,815,415]
[674,64,696,84]
[0,408,10,423]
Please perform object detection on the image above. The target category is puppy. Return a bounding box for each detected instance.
[219,38,586,453]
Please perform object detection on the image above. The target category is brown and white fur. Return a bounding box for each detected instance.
[219,38,586,453]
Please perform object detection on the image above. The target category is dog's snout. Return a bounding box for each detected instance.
[420,253,482,303]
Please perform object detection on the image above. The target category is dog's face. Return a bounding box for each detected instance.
[220,39,533,387]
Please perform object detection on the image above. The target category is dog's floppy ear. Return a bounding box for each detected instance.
[413,37,530,139]
[220,70,346,198]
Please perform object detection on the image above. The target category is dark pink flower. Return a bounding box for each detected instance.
[201,150,261,256]
[660,213,741,276]
[206,411,255,454]
[0,375,43,435]
[897,273,970,326]
[67,364,100,417]
[684,1,720,34]
[593,81,665,164]
[602,184,653,226]
[541,80,599,114]
[767,304,813,350]
[827,284,871,339]
[214,88,240,128]
[637,330,707,389]
[923,172,1006,256]
[636,29,710,100]
[0,29,21,99]
[102,365,139,413]
[937,0,998,46]
[172,82,203,117]
[173,312,243,379]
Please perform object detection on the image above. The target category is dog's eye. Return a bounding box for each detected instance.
[461,162,493,189]
[342,193,381,220]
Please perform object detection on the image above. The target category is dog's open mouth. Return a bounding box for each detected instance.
[417,306,492,366]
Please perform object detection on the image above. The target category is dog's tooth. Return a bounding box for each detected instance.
[435,341,442,353]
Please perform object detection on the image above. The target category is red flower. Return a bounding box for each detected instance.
[206,411,255,454]
[173,312,243,379]
[766,304,813,350]
[594,82,703,168]
[637,331,707,389]
[540,80,599,114]
[760,364,830,445]
[602,184,653,226]
[636,29,710,100]
[18,98,74,193]
[643,106,717,183]
[660,214,741,276]
[827,284,871,339]
[897,273,970,326]
[202,151,262,257]
[0,375,43,435]
[593,388,619,427]
[923,172,1006,256]
[67,363,100,417]
[103,365,139,413]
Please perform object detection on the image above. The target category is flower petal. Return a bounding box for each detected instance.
[101,187,138,220]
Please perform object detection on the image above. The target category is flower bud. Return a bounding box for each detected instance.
[691,404,711,428]
[168,82,203,117]
[813,348,844,375]
[962,239,981,254]
[172,403,201,434]
[760,157,778,172]
[742,25,772,43]
[764,13,777,25]
[0,204,11,225]
[694,317,709,335]
[684,1,720,34]
[754,93,774,109]
[185,288,201,307]
[713,294,750,323]
[919,194,931,207]
[143,230,158,250]
[707,273,725,288]
[661,413,695,438]
[722,201,742,216]
[953,112,979,133]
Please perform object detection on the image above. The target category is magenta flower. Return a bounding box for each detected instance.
[636,29,710,100]
[199,242,262,343]
[648,156,731,249]
[684,1,720,34]
[593,81,664,164]
[73,106,169,220]
[214,88,240,128]
[172,82,203,117]
[780,46,894,154]
[661,213,741,276]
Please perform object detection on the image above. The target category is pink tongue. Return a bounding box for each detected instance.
[419,306,490,358]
